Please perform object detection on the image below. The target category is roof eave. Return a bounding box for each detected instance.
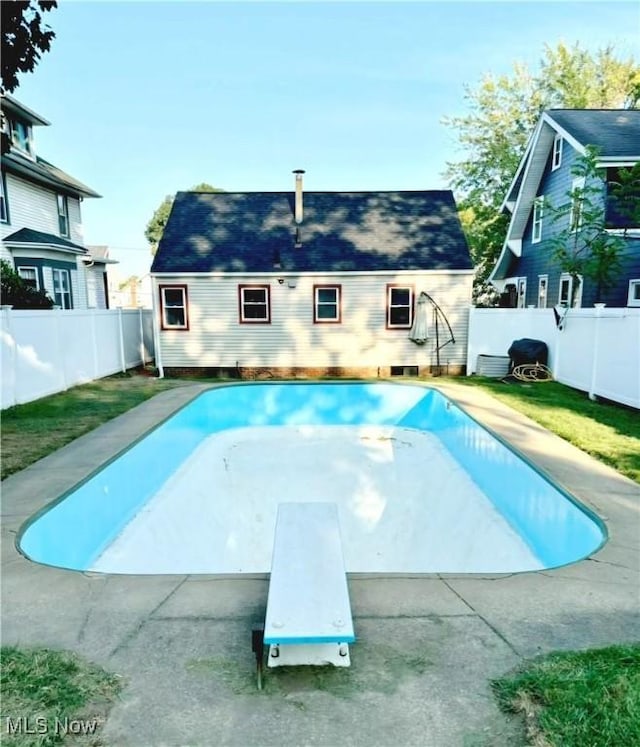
[5,240,87,255]
[2,153,101,198]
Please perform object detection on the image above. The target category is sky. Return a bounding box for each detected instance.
[10,0,640,278]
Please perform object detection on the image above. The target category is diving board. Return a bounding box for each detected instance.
[263,502,355,668]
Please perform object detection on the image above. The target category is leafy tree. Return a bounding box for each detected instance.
[548,148,625,305]
[1,1,57,154]
[145,183,224,254]
[0,259,53,309]
[444,42,640,304]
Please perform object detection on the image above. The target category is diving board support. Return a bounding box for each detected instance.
[263,502,355,670]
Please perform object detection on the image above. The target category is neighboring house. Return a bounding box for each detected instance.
[0,95,107,308]
[490,109,640,308]
[150,173,474,377]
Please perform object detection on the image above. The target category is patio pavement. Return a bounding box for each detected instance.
[1,380,639,747]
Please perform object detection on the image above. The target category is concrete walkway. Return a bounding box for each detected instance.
[2,381,638,747]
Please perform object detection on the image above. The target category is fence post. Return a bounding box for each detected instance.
[138,307,145,365]
[2,307,17,407]
[588,306,603,401]
[118,308,126,373]
[54,308,68,391]
[91,310,99,378]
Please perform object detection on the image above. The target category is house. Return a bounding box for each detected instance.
[490,109,640,308]
[150,172,474,378]
[0,95,109,308]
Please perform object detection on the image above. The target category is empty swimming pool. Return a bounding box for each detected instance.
[18,382,605,574]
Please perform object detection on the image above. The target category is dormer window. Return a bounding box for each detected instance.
[10,118,33,156]
[552,134,562,170]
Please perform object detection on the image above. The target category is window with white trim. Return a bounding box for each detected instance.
[57,194,69,237]
[10,119,32,155]
[569,177,586,232]
[239,285,270,323]
[0,173,8,223]
[160,285,188,329]
[52,268,72,309]
[532,197,544,243]
[18,266,39,290]
[314,285,341,323]
[537,275,548,308]
[558,273,582,308]
[386,285,413,328]
[552,134,563,170]
[628,279,640,307]
[516,277,527,308]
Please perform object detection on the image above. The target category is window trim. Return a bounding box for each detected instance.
[10,118,33,156]
[52,267,72,309]
[0,172,8,223]
[552,134,563,171]
[313,284,342,324]
[57,194,69,237]
[18,266,40,291]
[558,273,583,308]
[532,197,544,244]
[159,284,189,330]
[516,277,527,309]
[628,279,640,308]
[238,284,271,324]
[386,284,414,329]
[537,275,548,309]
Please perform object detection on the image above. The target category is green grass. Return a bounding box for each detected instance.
[1,373,184,480]
[0,647,122,746]
[492,644,640,747]
[453,378,640,483]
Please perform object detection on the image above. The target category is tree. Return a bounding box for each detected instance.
[0,260,53,309]
[444,42,640,304]
[548,148,625,305]
[145,183,224,254]
[1,0,57,153]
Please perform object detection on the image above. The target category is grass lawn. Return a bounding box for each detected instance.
[0,647,122,746]
[453,377,640,483]
[0,373,185,480]
[493,644,640,747]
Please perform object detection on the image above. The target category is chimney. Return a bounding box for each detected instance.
[293,169,305,224]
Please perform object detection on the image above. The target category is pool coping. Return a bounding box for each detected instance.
[1,378,639,745]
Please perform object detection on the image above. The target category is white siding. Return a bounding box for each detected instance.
[154,273,473,371]
[0,173,84,245]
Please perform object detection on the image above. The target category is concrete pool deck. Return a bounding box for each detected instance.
[1,380,639,746]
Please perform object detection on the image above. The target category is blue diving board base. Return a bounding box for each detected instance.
[264,502,355,668]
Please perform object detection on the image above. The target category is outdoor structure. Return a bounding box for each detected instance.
[150,172,474,377]
[489,109,640,308]
[0,95,112,309]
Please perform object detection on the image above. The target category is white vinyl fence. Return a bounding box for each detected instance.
[1,308,155,409]
[467,307,640,409]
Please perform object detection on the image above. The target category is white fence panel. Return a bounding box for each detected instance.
[1,308,155,409]
[467,307,640,409]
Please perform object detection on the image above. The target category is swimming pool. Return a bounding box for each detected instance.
[18,382,605,574]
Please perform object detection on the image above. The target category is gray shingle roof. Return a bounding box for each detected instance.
[547,109,640,158]
[2,152,101,199]
[151,190,472,274]
[3,227,86,252]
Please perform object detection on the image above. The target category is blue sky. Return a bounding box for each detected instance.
[11,0,640,277]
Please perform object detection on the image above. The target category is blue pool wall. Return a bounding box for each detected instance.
[18,382,605,572]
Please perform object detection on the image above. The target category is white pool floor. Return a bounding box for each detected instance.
[90,425,543,574]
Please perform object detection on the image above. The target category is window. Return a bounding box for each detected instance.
[313,285,341,323]
[628,280,640,308]
[0,173,8,223]
[57,194,69,237]
[10,119,32,155]
[386,285,413,328]
[239,285,270,323]
[52,268,72,309]
[532,197,544,243]
[18,267,39,290]
[558,273,582,308]
[159,285,188,329]
[552,134,563,170]
[516,278,527,308]
[569,177,586,232]
[537,275,548,308]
